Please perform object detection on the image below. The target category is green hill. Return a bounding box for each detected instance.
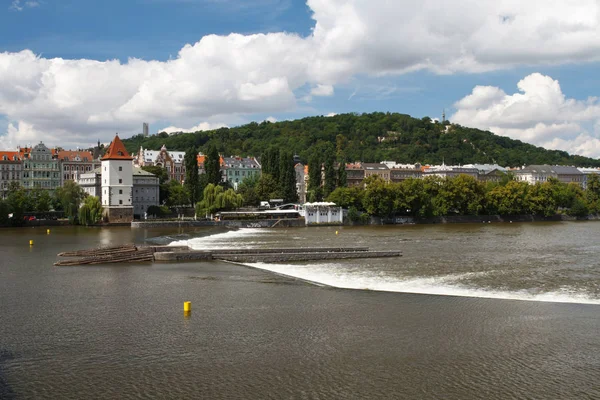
[121,112,600,167]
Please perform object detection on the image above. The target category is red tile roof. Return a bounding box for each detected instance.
[57,150,94,162]
[102,135,133,161]
[0,151,20,162]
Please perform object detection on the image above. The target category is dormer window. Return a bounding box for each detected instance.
[118,151,123,156]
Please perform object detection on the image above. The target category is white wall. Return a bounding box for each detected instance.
[101,160,133,207]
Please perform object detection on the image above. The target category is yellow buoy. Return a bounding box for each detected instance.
[184,301,192,313]
[335,231,339,235]
[47,229,50,234]
[29,240,34,246]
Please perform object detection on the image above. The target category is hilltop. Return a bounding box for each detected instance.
[121,112,600,167]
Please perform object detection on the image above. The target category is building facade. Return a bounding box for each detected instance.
[390,167,422,183]
[513,165,583,187]
[58,150,101,185]
[101,135,134,223]
[301,202,343,225]
[221,156,261,189]
[345,163,365,187]
[0,151,22,199]
[362,163,390,181]
[134,145,185,183]
[21,142,61,191]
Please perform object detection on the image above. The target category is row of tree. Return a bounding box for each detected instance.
[0,182,103,226]
[327,174,600,219]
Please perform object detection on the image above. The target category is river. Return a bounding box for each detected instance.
[1,222,599,399]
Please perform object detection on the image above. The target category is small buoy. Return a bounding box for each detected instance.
[335,231,339,235]
[47,229,50,235]
[510,221,513,223]
[183,301,191,313]
[488,221,491,224]
[29,240,33,246]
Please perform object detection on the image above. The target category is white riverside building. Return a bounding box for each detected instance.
[300,202,343,225]
[78,166,160,219]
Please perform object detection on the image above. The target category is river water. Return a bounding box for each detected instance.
[1,222,600,399]
[176,221,600,304]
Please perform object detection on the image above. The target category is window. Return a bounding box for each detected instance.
[119,179,122,184]
[119,166,122,171]
[119,189,123,194]
[119,200,123,205]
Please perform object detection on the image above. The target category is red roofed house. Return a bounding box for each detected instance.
[0,151,22,199]
[101,134,134,223]
[58,150,101,185]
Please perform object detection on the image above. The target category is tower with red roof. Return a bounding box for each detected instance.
[101,134,134,223]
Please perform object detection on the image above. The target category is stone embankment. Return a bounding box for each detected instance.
[131,219,305,229]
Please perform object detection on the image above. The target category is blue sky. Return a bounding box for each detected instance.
[2,0,600,158]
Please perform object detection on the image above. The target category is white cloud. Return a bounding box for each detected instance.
[452,73,600,158]
[9,0,38,11]
[159,121,228,134]
[325,112,337,117]
[3,0,600,148]
[310,84,334,97]
[265,116,278,123]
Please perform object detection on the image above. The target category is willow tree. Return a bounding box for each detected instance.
[78,196,104,226]
[196,184,243,217]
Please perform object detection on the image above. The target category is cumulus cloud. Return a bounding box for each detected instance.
[159,122,228,134]
[9,0,38,11]
[310,84,334,97]
[452,73,600,158]
[2,0,600,148]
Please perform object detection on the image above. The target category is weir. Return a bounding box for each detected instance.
[54,245,401,266]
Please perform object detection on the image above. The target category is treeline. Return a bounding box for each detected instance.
[327,174,600,220]
[0,182,103,226]
[121,112,600,167]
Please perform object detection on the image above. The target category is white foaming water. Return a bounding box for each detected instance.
[170,228,273,250]
[246,262,600,305]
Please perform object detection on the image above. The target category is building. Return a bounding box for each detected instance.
[101,135,134,223]
[21,142,61,191]
[362,163,390,181]
[143,122,149,137]
[345,163,365,187]
[134,145,186,182]
[0,151,22,199]
[58,150,101,185]
[295,163,307,204]
[423,164,479,180]
[390,167,422,183]
[78,166,159,218]
[132,168,160,217]
[578,168,600,189]
[301,202,343,225]
[221,156,261,189]
[513,165,583,187]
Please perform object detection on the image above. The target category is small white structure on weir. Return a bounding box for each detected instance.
[301,202,343,225]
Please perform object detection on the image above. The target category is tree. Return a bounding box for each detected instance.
[141,165,169,204]
[307,153,322,201]
[279,150,298,203]
[204,144,221,186]
[55,181,85,223]
[323,148,336,198]
[30,187,51,212]
[195,184,243,217]
[256,173,279,202]
[237,174,260,206]
[326,186,364,210]
[184,146,200,205]
[167,180,189,208]
[485,180,530,215]
[6,182,28,226]
[362,176,395,218]
[261,147,281,183]
[337,159,347,188]
[78,196,103,226]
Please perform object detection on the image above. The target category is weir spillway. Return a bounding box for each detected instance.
[54,245,401,266]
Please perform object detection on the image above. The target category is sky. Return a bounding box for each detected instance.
[2,0,600,159]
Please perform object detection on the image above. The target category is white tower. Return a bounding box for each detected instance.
[101,134,134,223]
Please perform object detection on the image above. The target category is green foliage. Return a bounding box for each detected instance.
[261,147,281,183]
[141,165,170,204]
[326,186,364,209]
[307,153,322,201]
[122,112,600,168]
[255,173,279,202]
[195,184,243,216]
[55,181,85,224]
[237,174,260,206]
[337,158,347,188]
[323,148,336,198]
[278,149,298,203]
[78,196,103,226]
[204,144,221,186]
[184,146,200,204]
[166,180,189,208]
